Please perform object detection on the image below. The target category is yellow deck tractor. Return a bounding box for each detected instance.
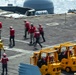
[54,42,76,72]
[30,48,61,75]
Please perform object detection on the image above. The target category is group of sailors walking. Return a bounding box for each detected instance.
[24,20,45,49]
[0,19,46,49]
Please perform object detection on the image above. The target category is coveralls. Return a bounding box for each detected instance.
[1,53,9,75]
[9,27,15,47]
[34,31,42,48]
[24,21,30,39]
[38,25,45,42]
[28,24,36,44]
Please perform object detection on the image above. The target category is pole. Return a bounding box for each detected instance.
[65,13,66,25]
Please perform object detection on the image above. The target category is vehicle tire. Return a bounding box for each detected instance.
[65,67,71,72]
[40,65,48,75]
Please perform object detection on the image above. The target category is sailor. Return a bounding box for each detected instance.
[34,29,43,48]
[24,20,30,39]
[28,23,36,45]
[9,26,15,47]
[38,24,45,42]
[0,53,9,75]
[0,39,5,59]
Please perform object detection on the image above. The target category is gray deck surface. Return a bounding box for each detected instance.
[0,13,76,75]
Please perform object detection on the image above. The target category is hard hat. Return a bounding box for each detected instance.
[24,19,27,22]
[39,24,42,27]
[31,23,33,26]
[39,24,41,26]
[3,53,7,57]
[10,26,13,29]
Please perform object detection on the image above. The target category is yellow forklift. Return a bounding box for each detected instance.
[54,42,76,72]
[30,48,61,75]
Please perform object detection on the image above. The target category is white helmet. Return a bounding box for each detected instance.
[3,53,7,57]
[10,26,13,29]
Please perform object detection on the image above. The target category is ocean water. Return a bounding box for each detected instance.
[0,0,76,14]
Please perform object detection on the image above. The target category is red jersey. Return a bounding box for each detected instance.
[38,25,44,33]
[38,27,43,33]
[0,22,2,29]
[10,29,15,36]
[34,31,40,38]
[25,22,30,29]
[29,26,36,33]
[1,57,9,64]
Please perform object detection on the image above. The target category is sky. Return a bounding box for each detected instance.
[0,0,76,14]
[0,0,25,6]
[0,0,75,6]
